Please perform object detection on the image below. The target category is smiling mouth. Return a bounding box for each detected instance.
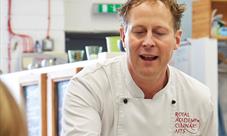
[139,55,158,61]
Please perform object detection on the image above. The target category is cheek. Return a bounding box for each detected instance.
[129,34,143,47]
[125,36,137,51]
[123,33,131,49]
[159,41,176,57]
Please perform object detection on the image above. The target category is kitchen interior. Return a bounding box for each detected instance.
[0,0,227,136]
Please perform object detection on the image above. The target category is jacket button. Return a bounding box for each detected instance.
[172,100,176,104]
[123,98,128,104]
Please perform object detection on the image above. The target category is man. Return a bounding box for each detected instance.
[62,0,217,135]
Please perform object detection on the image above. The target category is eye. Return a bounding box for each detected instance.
[134,30,145,34]
[154,31,165,36]
[131,27,146,36]
[132,30,146,37]
[153,30,167,37]
[153,27,168,37]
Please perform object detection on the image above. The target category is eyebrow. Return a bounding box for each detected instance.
[131,25,146,30]
[131,25,169,31]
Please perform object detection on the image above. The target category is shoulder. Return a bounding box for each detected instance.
[169,66,214,124]
[170,66,210,92]
[169,66,212,106]
[76,56,123,80]
[68,56,124,95]
[65,56,124,112]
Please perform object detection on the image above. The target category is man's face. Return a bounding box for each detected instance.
[120,1,181,80]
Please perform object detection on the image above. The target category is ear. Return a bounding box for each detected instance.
[174,30,182,50]
[120,26,126,48]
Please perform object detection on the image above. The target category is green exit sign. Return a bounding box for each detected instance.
[97,4,122,14]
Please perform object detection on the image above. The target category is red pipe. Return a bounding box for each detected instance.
[7,0,33,72]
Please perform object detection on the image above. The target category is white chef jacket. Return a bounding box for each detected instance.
[62,55,217,136]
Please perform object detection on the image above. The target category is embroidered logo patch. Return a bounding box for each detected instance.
[175,112,200,135]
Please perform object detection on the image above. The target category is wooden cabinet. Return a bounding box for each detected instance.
[211,0,227,40]
[192,0,227,39]
[210,0,227,65]
[212,0,227,23]
[192,0,211,38]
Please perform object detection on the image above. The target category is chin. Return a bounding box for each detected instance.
[139,70,155,78]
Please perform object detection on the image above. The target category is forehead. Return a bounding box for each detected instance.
[127,1,173,27]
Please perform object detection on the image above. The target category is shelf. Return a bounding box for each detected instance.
[212,0,227,2]
[212,36,227,41]
[218,63,227,73]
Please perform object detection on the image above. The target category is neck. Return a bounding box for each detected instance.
[132,69,169,99]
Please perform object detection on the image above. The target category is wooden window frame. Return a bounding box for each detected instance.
[20,73,47,136]
[48,67,83,136]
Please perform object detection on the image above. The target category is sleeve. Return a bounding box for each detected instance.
[201,98,218,136]
[61,78,102,136]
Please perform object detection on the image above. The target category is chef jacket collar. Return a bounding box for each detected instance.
[122,55,173,99]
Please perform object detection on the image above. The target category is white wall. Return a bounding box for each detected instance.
[0,0,8,74]
[64,0,191,39]
[0,0,65,73]
[64,0,126,32]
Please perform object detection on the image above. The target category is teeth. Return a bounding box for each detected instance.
[140,55,157,61]
[143,56,155,59]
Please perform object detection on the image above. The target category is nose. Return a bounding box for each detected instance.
[142,32,155,48]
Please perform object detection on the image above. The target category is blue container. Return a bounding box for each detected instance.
[219,27,227,36]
